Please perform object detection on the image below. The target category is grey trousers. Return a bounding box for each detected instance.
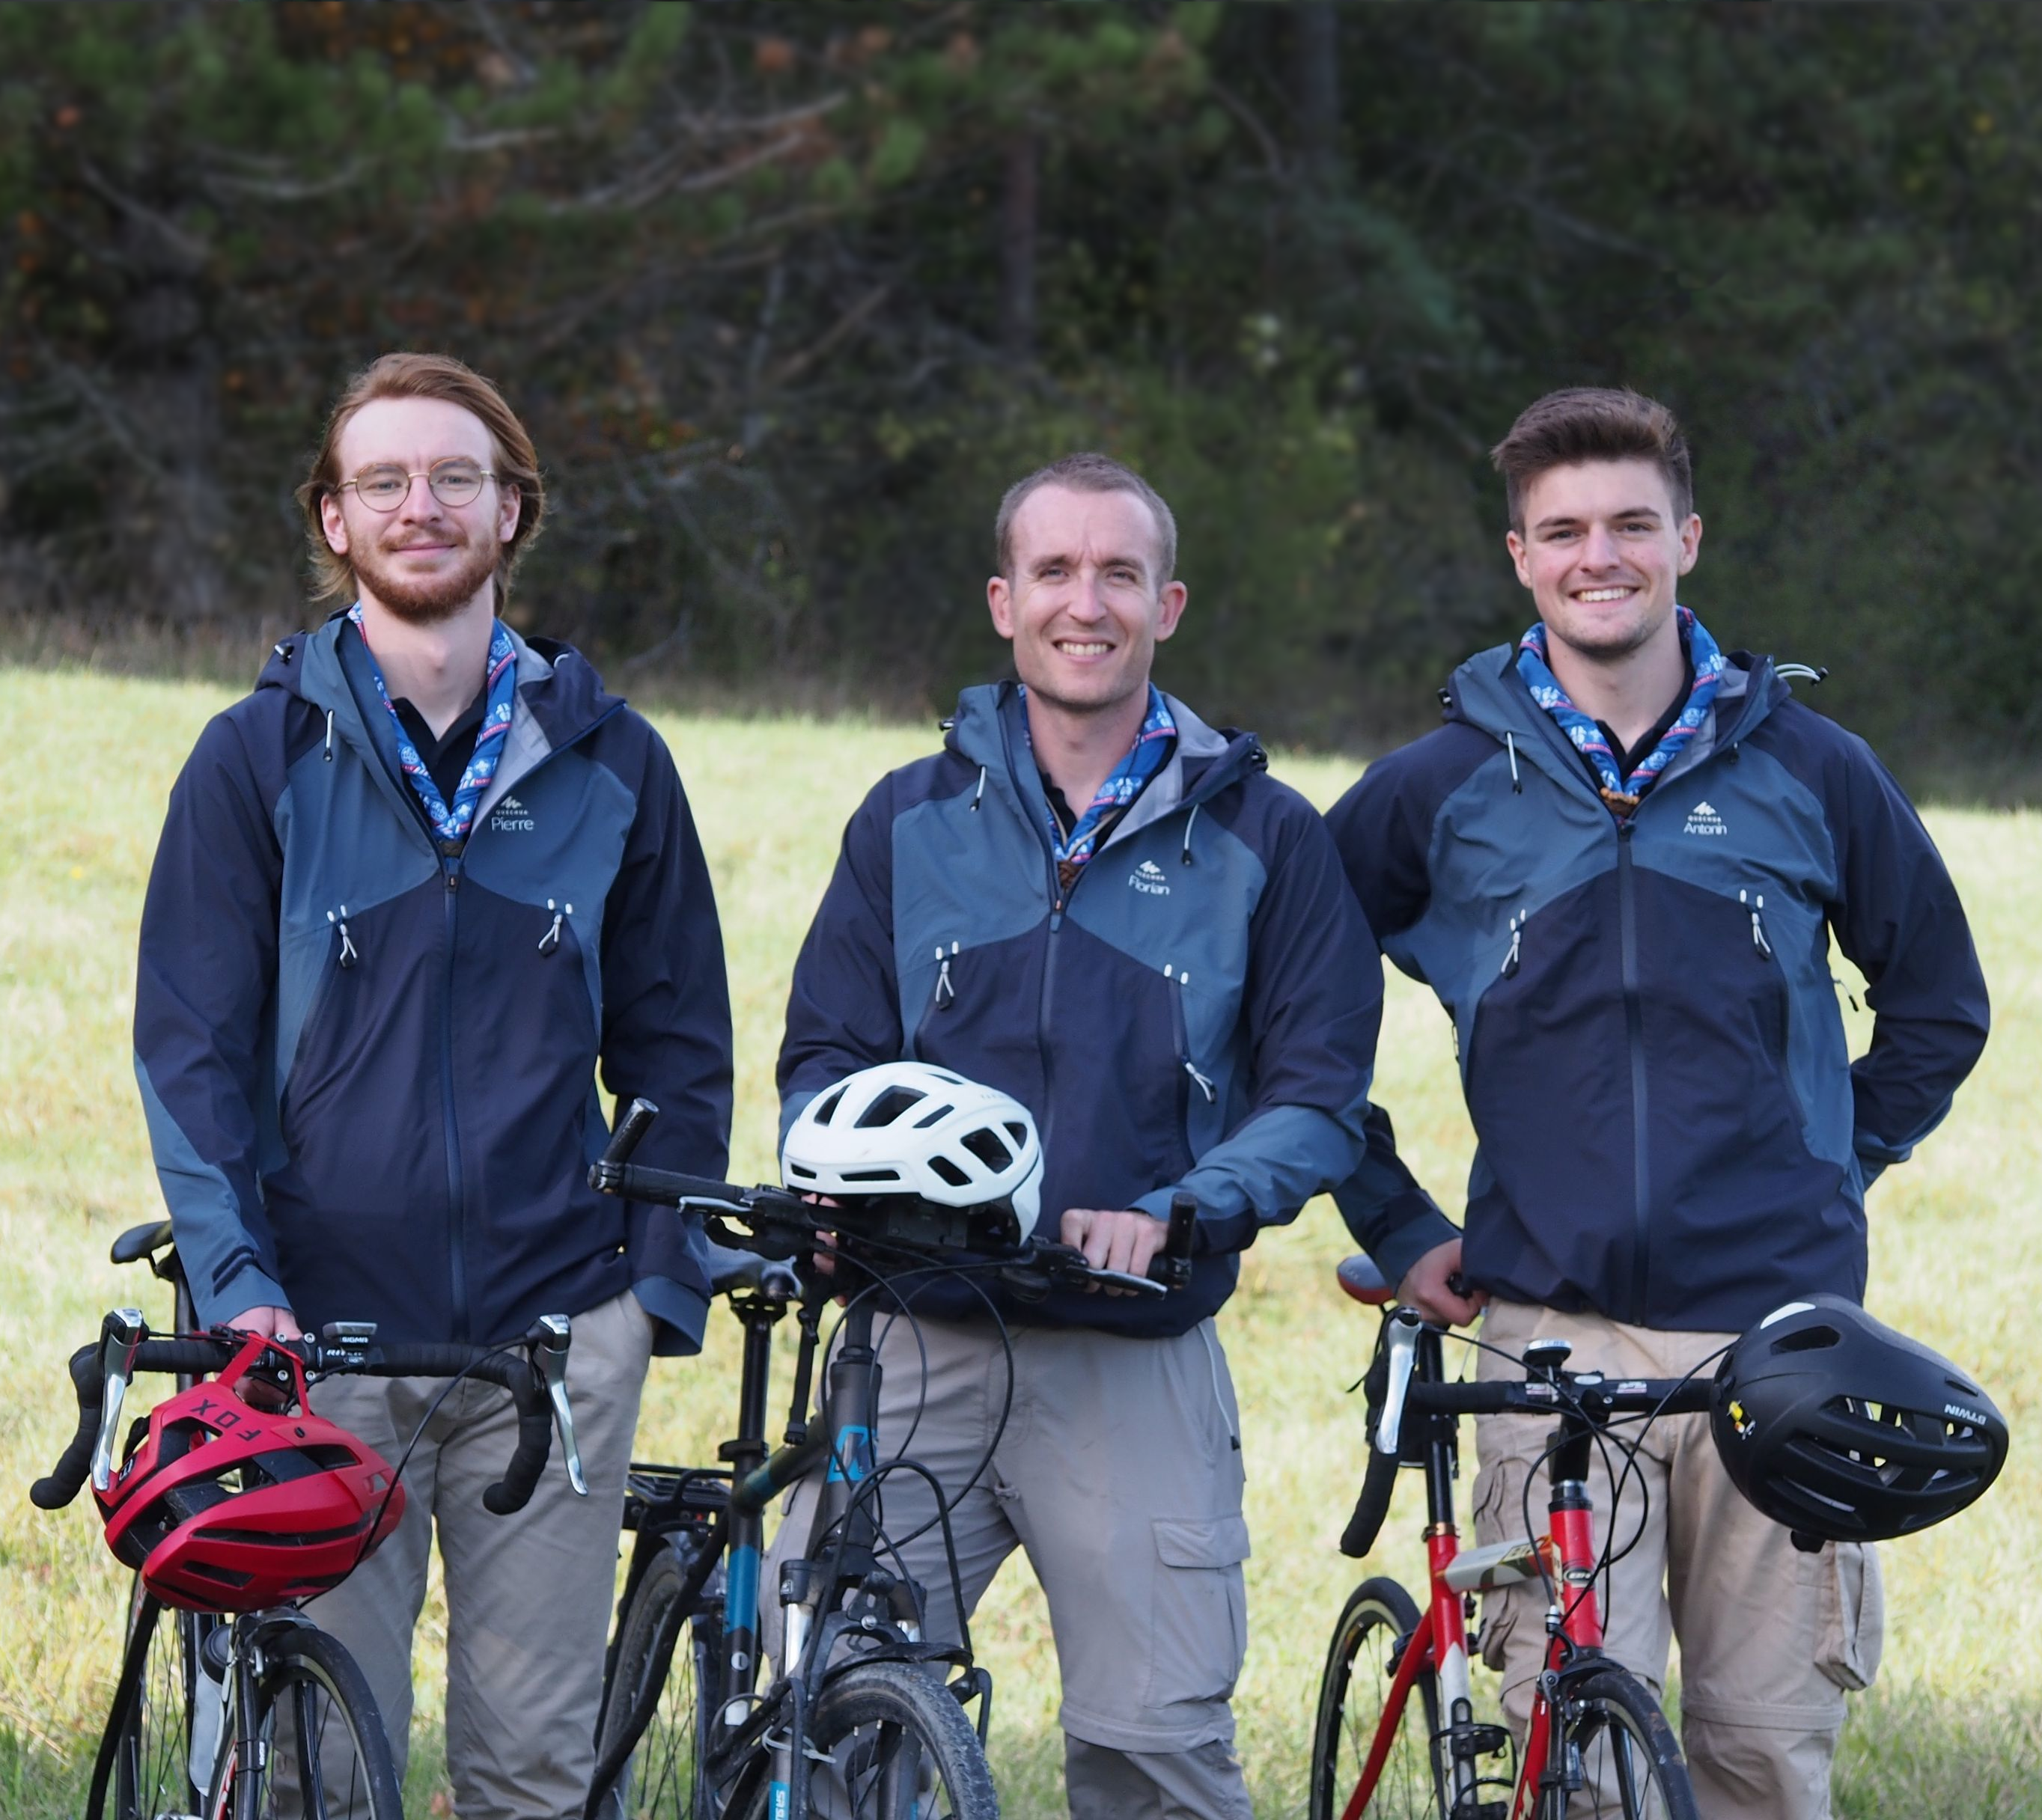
[300,1289,654,1820]
[764,1312,1255,1820]
[1475,1300,1884,1820]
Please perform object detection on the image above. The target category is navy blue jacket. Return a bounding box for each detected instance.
[134,613,733,1354]
[1327,646,1988,1334]
[778,682,1381,1337]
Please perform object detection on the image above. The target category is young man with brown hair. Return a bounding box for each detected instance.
[134,352,733,1817]
[1328,388,1988,1817]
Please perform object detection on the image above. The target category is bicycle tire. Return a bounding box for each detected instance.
[106,1581,211,1820]
[728,1660,997,1820]
[237,1623,403,1820]
[1310,1576,1445,1820]
[1552,1666,1698,1820]
[593,1536,725,1820]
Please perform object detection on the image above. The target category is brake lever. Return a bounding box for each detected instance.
[532,1314,588,1496]
[91,1307,147,1494]
[1375,1308,1422,1456]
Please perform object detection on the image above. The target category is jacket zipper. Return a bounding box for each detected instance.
[353,694,623,1348]
[1165,964,1216,1107]
[1617,822,1651,1323]
[439,847,469,1343]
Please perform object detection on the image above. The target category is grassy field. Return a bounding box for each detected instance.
[1,665,2037,1817]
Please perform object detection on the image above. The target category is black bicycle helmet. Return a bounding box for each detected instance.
[1711,1293,2008,1546]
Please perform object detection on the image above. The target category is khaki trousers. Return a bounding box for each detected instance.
[1473,1301,1884,1820]
[763,1313,1255,1820]
[300,1290,654,1820]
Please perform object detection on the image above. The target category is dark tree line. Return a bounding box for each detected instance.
[3,2,2039,785]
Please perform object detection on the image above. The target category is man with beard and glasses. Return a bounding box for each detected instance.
[133,352,733,1819]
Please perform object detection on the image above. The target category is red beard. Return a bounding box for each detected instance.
[350,527,502,624]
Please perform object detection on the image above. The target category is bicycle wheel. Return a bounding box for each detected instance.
[107,1583,213,1820]
[238,1623,403,1820]
[731,1660,996,1820]
[1554,1667,1698,1820]
[594,1536,725,1819]
[1309,1576,1445,1820]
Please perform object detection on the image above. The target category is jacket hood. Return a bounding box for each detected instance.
[1443,640,1786,797]
[942,679,1266,816]
[256,610,624,812]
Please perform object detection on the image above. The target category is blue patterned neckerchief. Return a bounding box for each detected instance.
[1021,683,1177,885]
[1516,605,1725,819]
[347,603,518,849]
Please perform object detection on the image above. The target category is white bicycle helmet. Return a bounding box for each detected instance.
[781,1063,1043,1226]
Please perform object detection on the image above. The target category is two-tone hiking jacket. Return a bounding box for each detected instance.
[778,681,1382,1337]
[1326,645,1989,1334]
[133,611,734,1353]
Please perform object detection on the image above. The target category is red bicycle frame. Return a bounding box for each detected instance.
[1339,1328,1614,1820]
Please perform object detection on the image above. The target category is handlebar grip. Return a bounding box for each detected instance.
[602,1098,659,1167]
[31,1337,234,1509]
[1338,1438,1401,1560]
[30,1343,104,1510]
[342,1344,552,1513]
[1155,1191,1198,1290]
[1405,1380,1519,1415]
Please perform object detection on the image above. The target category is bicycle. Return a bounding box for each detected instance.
[581,1096,1197,1820]
[34,1239,588,1820]
[1310,1257,1707,1820]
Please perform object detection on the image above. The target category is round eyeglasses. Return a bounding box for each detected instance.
[339,459,497,513]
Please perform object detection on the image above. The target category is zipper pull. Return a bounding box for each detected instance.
[1500,906,1526,978]
[327,906,358,970]
[1183,1059,1216,1104]
[1741,889,1773,959]
[934,941,957,1008]
[538,899,573,956]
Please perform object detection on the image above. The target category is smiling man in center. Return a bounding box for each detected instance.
[770,451,1385,1817]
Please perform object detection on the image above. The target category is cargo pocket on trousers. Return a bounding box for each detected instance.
[1814,1541,1884,1691]
[1148,1513,1251,1708]
[1471,1454,1528,1674]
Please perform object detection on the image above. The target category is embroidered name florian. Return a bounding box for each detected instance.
[490,794,535,833]
[1130,859,1171,896]
[1683,800,1728,837]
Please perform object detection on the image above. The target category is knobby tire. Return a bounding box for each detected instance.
[730,1659,997,1820]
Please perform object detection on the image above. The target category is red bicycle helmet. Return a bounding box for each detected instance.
[94,1334,406,1611]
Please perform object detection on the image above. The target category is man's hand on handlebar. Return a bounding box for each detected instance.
[1397,1238,1487,1328]
[1061,1208,1168,1295]
[219,1304,305,1406]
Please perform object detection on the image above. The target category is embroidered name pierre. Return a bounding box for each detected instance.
[1130,859,1171,896]
[490,794,535,834]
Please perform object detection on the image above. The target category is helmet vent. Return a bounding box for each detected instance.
[1770,1325,1841,1354]
[960,1128,1013,1170]
[927,1155,971,1188]
[912,1102,957,1129]
[858,1087,926,1127]
[841,1167,903,1183]
[813,1087,848,1125]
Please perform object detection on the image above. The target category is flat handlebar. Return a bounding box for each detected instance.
[591,1097,1200,1295]
[31,1322,564,1518]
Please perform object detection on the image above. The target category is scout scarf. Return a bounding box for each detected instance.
[348,603,517,848]
[1023,682,1177,885]
[1516,606,1725,817]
